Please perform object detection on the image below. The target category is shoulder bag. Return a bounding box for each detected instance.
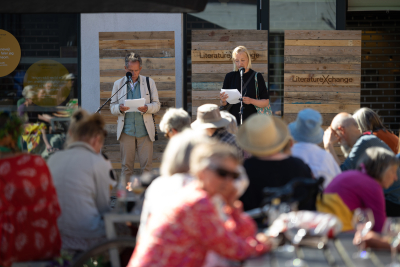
[254,72,273,115]
[146,77,159,141]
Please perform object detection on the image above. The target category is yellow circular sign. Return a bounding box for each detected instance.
[0,30,21,77]
[24,60,71,107]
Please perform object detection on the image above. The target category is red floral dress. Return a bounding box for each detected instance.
[0,154,62,266]
[128,183,269,267]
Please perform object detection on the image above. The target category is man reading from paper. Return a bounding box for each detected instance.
[110,53,160,177]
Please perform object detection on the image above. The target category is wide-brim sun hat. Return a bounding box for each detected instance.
[237,113,290,157]
[191,104,230,130]
[288,108,324,144]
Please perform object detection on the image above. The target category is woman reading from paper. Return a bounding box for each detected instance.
[219,46,270,124]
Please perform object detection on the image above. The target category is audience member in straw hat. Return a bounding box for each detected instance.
[237,114,313,212]
[353,107,399,154]
[192,104,242,158]
[159,108,191,139]
[289,109,341,187]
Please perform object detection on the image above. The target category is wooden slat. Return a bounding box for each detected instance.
[99,39,174,50]
[285,30,362,40]
[284,64,361,71]
[285,46,361,56]
[284,56,361,64]
[192,90,220,100]
[99,31,174,41]
[284,40,361,46]
[285,85,360,93]
[100,49,175,58]
[284,74,360,86]
[100,58,175,70]
[192,82,224,91]
[192,41,267,51]
[100,69,175,77]
[100,75,175,83]
[285,104,360,113]
[283,113,336,126]
[192,63,268,74]
[285,70,361,75]
[284,91,360,104]
[192,30,268,42]
[192,73,226,82]
[192,50,268,63]
[100,82,176,91]
[192,99,221,107]
[100,90,175,99]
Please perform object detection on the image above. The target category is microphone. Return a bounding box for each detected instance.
[239,67,245,77]
[126,72,132,83]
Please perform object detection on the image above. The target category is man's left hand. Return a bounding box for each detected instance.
[138,105,148,113]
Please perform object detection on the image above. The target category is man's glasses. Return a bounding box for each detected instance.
[208,165,240,180]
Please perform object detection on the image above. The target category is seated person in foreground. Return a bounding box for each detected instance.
[47,113,115,254]
[317,147,399,232]
[237,114,314,211]
[0,112,61,266]
[324,112,400,217]
[129,143,272,267]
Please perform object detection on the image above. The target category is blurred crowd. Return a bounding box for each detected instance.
[1,103,400,266]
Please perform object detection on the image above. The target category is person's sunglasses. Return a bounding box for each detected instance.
[208,165,240,180]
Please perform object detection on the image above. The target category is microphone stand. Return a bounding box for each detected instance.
[239,71,244,125]
[95,80,129,113]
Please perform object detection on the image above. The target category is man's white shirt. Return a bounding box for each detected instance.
[291,142,341,187]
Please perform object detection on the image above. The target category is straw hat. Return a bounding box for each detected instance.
[237,114,290,157]
[288,108,324,144]
[191,104,230,130]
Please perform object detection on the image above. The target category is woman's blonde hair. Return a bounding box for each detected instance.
[72,113,107,143]
[232,46,252,71]
[65,109,89,147]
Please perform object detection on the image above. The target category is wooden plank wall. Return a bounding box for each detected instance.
[283,30,362,161]
[191,30,268,120]
[98,31,175,174]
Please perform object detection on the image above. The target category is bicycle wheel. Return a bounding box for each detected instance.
[72,237,136,267]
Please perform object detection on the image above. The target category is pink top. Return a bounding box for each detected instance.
[128,183,269,267]
[325,170,386,232]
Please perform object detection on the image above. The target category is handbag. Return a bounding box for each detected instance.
[254,72,273,115]
[146,77,159,141]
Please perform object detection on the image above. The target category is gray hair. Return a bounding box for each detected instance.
[160,129,212,176]
[125,53,142,68]
[356,147,399,182]
[190,142,240,176]
[159,108,191,134]
[220,111,238,135]
[353,107,388,133]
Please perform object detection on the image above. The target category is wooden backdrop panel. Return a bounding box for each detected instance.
[283,30,362,162]
[99,31,175,175]
[191,30,268,120]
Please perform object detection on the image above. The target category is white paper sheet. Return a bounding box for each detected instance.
[221,89,242,104]
[124,98,146,112]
